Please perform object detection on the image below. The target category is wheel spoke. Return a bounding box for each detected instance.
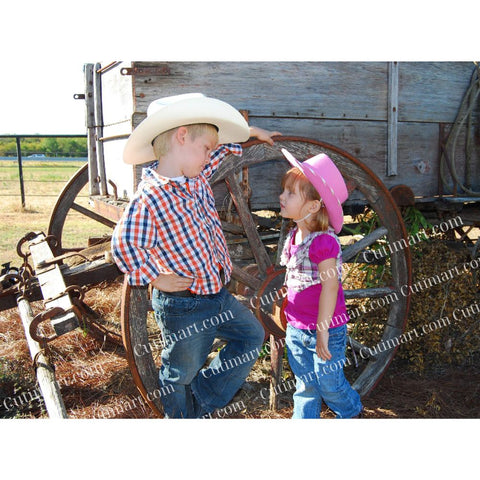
[347,336,376,360]
[342,226,388,262]
[71,202,117,228]
[344,286,397,299]
[225,173,272,276]
[231,264,262,290]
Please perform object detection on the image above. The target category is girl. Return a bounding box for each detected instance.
[279,148,363,419]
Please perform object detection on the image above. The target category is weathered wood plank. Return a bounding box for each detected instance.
[100,61,134,129]
[387,62,399,176]
[85,64,99,196]
[29,234,78,336]
[398,62,478,123]
[17,297,68,418]
[94,63,108,196]
[97,61,480,200]
[131,61,389,123]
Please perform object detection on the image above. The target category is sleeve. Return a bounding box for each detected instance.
[309,234,340,264]
[203,143,243,180]
[111,193,165,285]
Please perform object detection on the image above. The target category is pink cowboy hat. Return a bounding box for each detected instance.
[281,148,348,233]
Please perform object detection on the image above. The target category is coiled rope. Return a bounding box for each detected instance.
[440,63,480,196]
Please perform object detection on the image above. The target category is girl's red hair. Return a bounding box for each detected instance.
[282,167,330,232]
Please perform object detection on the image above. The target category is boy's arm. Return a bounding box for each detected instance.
[249,126,282,146]
[204,126,282,179]
[151,271,193,292]
[111,198,165,286]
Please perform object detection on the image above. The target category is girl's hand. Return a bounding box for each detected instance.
[316,329,332,361]
[151,272,193,292]
[249,126,282,146]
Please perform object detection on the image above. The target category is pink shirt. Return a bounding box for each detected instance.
[284,233,350,330]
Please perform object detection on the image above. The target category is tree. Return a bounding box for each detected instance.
[44,138,60,156]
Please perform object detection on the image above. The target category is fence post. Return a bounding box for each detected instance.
[15,136,26,208]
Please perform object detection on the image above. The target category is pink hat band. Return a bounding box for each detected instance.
[281,148,348,233]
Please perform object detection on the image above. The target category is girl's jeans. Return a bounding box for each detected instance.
[152,287,265,418]
[286,323,362,418]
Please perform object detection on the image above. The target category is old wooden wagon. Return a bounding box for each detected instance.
[2,61,479,417]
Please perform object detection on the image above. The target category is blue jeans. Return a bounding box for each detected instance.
[152,287,265,418]
[286,323,362,418]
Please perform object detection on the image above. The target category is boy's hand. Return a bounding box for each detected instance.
[249,126,282,146]
[316,329,332,361]
[151,272,193,292]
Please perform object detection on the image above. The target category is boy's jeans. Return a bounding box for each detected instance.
[152,287,265,418]
[286,323,362,418]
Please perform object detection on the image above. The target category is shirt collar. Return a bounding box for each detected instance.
[142,161,187,186]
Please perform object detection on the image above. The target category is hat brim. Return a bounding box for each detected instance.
[124,96,250,165]
[281,148,346,233]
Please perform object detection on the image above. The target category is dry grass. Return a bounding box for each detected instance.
[1,163,479,418]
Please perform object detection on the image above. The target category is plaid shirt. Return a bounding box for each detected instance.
[111,144,242,294]
[280,228,342,292]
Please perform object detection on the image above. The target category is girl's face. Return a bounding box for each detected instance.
[279,182,316,222]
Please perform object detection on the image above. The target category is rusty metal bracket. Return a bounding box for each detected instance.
[108,180,118,201]
[43,284,85,305]
[120,65,171,76]
[32,348,55,374]
[29,307,66,344]
[16,231,38,261]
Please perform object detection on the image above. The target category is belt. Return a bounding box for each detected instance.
[164,290,196,298]
[161,288,223,298]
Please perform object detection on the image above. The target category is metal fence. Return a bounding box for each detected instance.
[0,134,87,207]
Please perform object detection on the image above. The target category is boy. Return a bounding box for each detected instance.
[112,93,281,418]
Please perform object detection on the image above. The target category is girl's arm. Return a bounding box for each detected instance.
[316,258,339,361]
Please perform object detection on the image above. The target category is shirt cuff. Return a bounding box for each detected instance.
[127,257,164,285]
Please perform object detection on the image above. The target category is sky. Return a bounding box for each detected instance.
[1,1,477,137]
[0,58,87,135]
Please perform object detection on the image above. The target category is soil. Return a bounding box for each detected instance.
[1,300,479,420]
[1,238,479,419]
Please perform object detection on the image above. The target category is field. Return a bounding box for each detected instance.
[0,161,479,420]
[0,160,111,267]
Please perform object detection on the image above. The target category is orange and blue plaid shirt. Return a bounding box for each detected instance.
[111,144,242,294]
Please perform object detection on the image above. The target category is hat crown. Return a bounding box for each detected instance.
[147,93,205,117]
[124,93,250,165]
[303,154,348,203]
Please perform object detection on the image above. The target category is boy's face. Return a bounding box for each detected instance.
[180,130,218,178]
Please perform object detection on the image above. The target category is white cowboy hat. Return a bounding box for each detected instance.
[123,93,250,165]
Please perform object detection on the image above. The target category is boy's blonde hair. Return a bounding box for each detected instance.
[282,167,330,232]
[152,123,219,158]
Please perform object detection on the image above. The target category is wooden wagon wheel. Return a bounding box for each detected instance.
[121,136,412,417]
[47,164,123,345]
[48,164,116,252]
